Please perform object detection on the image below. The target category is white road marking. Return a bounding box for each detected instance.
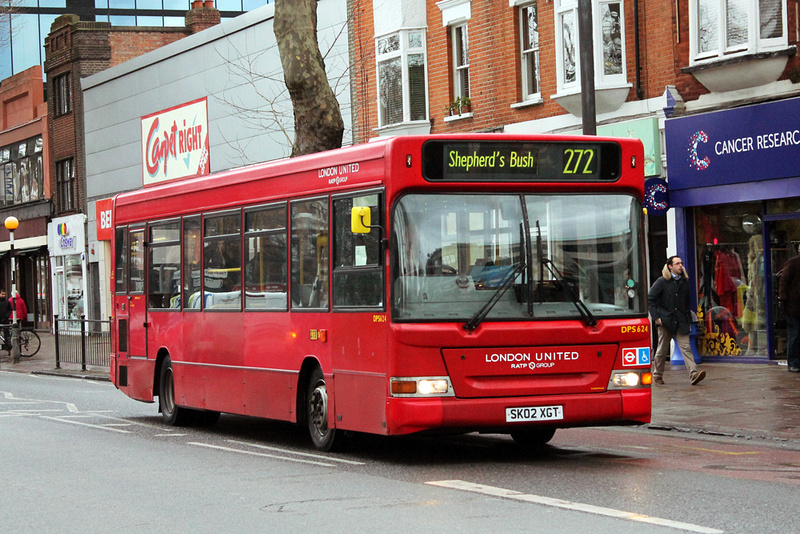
[426,480,724,534]
[226,439,366,465]
[189,442,338,467]
[39,415,132,433]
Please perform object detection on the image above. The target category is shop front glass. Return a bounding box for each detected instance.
[766,199,800,361]
[694,202,766,358]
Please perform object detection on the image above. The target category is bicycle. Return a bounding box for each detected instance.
[0,325,41,357]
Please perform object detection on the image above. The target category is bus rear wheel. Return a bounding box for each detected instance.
[510,427,556,448]
[159,356,193,426]
[306,367,338,451]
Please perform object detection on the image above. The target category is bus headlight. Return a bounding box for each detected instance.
[609,371,651,389]
[391,377,455,397]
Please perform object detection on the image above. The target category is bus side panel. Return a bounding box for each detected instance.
[329,312,390,435]
[177,312,246,414]
[242,312,303,422]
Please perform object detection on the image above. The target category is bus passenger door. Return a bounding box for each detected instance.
[127,228,148,360]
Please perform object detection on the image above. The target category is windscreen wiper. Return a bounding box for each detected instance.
[463,260,526,332]
[539,258,598,328]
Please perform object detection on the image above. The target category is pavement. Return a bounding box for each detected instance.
[3,333,800,447]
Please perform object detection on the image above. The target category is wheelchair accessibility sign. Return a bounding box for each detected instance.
[622,347,650,367]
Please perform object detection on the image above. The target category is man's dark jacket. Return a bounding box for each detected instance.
[0,297,11,325]
[648,266,691,336]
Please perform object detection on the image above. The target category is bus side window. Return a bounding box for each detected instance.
[115,227,128,294]
[129,229,145,294]
[332,193,384,308]
[291,198,329,309]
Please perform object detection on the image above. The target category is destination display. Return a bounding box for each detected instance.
[422,140,621,182]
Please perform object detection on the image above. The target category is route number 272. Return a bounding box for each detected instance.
[563,148,595,174]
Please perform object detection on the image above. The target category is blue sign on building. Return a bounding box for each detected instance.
[665,97,800,193]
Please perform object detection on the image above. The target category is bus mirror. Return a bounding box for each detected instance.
[351,206,371,234]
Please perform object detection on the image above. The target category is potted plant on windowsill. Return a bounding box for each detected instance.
[445,101,458,116]
[457,96,471,114]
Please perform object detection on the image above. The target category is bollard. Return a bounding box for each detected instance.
[54,315,61,369]
[80,315,87,371]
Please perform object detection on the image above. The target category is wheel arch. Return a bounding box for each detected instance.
[295,356,324,425]
[153,347,171,398]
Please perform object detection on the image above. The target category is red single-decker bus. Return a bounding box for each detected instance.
[111,134,651,450]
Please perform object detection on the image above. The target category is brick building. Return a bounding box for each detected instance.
[0,66,51,328]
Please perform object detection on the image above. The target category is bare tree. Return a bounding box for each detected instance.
[274,0,345,157]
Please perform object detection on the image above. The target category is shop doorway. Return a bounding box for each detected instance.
[767,218,800,361]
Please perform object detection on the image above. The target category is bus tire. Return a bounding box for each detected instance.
[306,366,338,451]
[158,356,193,426]
[510,427,556,448]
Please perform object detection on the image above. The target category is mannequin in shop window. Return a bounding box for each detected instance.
[742,235,765,355]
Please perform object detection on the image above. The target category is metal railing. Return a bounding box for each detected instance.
[54,315,111,370]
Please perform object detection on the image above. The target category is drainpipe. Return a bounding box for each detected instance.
[634,0,644,100]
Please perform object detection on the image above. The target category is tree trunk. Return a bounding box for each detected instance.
[274,0,344,157]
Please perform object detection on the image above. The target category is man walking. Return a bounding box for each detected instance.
[648,256,706,385]
[779,245,800,372]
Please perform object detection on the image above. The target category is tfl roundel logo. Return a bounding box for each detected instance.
[622,347,651,367]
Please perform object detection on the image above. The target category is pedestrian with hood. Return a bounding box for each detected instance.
[648,256,707,385]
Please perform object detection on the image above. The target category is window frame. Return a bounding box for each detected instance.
[375,29,429,128]
[290,196,330,311]
[519,1,541,102]
[147,218,182,311]
[55,158,76,213]
[554,0,627,94]
[688,0,787,64]
[53,72,72,117]
[202,209,243,312]
[332,189,385,311]
[243,202,289,312]
[451,22,470,101]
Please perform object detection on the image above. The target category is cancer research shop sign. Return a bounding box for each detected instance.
[141,98,210,186]
[665,96,800,191]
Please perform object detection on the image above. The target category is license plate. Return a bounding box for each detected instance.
[506,405,564,423]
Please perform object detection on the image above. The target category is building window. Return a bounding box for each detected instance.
[690,0,786,63]
[56,158,76,212]
[451,23,470,100]
[53,72,72,117]
[555,0,626,93]
[376,30,428,127]
[520,2,540,100]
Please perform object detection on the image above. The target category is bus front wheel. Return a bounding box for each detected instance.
[159,356,193,426]
[510,427,556,448]
[307,367,338,451]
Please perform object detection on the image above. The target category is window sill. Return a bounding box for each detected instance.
[551,83,631,117]
[510,98,543,109]
[682,47,796,93]
[373,120,431,138]
[443,112,473,123]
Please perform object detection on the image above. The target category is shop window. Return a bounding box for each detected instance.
[694,203,766,358]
